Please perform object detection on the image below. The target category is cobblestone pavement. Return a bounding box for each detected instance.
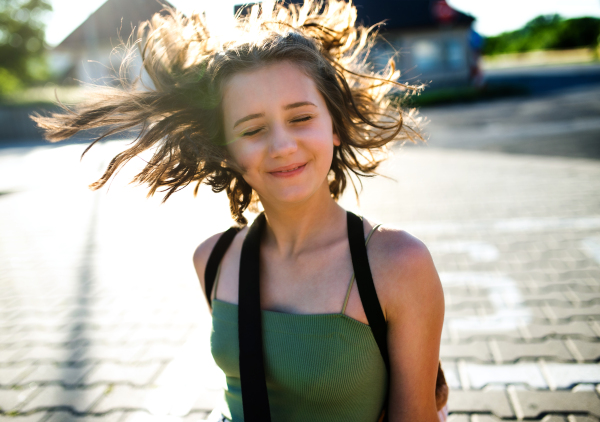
[1,85,600,422]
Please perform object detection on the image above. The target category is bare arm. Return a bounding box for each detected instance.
[382,234,445,422]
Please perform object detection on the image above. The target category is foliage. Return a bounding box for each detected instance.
[483,15,600,56]
[0,66,22,94]
[0,0,52,94]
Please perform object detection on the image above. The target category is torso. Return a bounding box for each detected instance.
[207,216,390,421]
[195,211,444,421]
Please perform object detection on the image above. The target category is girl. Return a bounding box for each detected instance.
[33,1,448,420]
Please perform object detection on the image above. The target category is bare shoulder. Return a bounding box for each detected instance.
[364,219,444,321]
[193,232,226,295]
[192,227,247,295]
[364,218,435,273]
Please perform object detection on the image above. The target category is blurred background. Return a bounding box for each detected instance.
[1,1,600,422]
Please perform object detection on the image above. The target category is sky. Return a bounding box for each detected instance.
[43,0,600,47]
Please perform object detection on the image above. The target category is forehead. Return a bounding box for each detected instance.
[221,61,321,119]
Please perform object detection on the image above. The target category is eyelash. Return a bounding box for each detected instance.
[241,115,313,137]
[243,128,262,137]
[292,116,313,123]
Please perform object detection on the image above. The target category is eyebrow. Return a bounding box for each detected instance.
[233,113,264,129]
[232,101,317,129]
[284,101,317,110]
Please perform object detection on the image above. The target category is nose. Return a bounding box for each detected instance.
[268,124,298,158]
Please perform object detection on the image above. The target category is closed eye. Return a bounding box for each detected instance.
[291,115,313,123]
[242,127,263,137]
[241,115,313,136]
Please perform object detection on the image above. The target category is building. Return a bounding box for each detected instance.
[50,0,173,86]
[236,0,479,88]
[51,0,478,89]
[359,0,478,88]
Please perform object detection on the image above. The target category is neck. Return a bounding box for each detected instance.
[258,182,346,259]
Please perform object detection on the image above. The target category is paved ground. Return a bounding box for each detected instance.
[485,63,600,95]
[1,83,599,422]
[421,82,600,160]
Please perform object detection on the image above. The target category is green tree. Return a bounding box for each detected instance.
[0,0,52,94]
[483,14,600,56]
[552,17,600,50]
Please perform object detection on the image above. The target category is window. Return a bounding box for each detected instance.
[445,39,466,70]
[412,40,443,72]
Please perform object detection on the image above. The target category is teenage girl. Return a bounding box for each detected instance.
[33,1,448,420]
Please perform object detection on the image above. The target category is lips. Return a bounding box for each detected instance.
[268,163,307,177]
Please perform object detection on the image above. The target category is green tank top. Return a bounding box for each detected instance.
[210,225,388,422]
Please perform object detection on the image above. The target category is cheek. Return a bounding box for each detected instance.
[226,141,260,175]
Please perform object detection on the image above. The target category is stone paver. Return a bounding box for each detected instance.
[464,362,548,389]
[81,363,164,386]
[20,385,107,413]
[471,416,569,422]
[440,341,494,362]
[508,386,600,419]
[447,388,514,418]
[447,415,470,422]
[44,411,124,422]
[14,346,82,364]
[568,416,600,422]
[120,412,210,422]
[491,339,577,363]
[542,363,600,390]
[0,386,39,412]
[0,413,49,422]
[527,321,598,339]
[0,349,19,361]
[0,364,32,386]
[20,364,95,386]
[567,339,600,362]
[76,345,145,364]
[92,386,154,413]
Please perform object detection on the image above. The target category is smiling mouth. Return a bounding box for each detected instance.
[279,166,302,173]
[269,163,307,177]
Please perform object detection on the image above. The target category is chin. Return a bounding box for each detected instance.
[265,186,318,205]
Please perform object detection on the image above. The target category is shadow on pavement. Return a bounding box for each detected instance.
[62,189,100,392]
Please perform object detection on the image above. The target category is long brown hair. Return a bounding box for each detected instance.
[32,0,423,224]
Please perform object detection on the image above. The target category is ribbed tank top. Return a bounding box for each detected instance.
[209,225,387,422]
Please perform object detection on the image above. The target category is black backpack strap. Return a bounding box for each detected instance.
[204,226,241,307]
[238,213,272,422]
[347,211,390,422]
[346,211,390,370]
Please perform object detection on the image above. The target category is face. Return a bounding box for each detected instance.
[221,61,340,207]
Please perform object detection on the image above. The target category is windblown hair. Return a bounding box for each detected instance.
[32,0,423,224]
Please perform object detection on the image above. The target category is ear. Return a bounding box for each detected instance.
[333,132,341,147]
